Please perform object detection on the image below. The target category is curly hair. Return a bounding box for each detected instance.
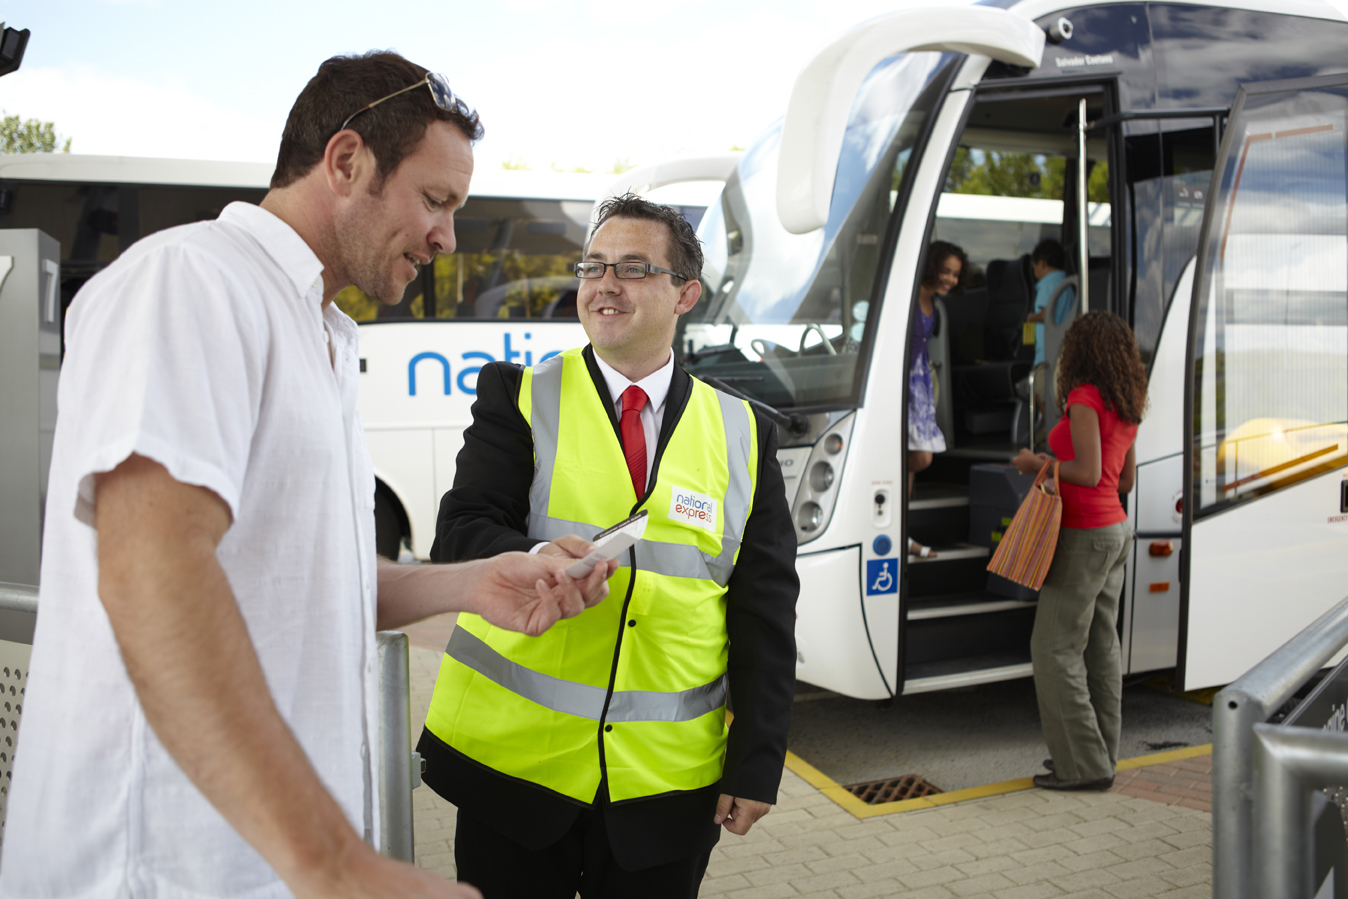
[921,240,969,296]
[588,192,703,284]
[1056,311,1149,424]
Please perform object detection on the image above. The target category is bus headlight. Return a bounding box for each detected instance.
[810,462,834,491]
[790,413,855,545]
[797,502,823,532]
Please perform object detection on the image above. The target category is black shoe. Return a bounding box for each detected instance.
[1033,772,1114,791]
[1043,758,1054,772]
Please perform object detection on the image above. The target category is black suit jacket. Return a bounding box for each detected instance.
[417,346,799,869]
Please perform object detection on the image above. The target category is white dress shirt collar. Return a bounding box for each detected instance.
[593,349,675,419]
[219,202,325,301]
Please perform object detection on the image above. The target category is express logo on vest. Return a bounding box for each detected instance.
[670,488,718,532]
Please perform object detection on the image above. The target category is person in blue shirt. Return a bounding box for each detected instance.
[1024,239,1074,439]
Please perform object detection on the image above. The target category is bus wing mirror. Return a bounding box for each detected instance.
[776,6,1046,235]
[591,153,744,241]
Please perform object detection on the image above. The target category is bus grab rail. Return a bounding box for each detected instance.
[0,583,419,863]
[1213,593,1348,899]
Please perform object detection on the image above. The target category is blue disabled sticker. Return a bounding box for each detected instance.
[866,558,898,595]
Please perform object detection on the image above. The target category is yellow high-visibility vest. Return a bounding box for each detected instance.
[424,348,758,803]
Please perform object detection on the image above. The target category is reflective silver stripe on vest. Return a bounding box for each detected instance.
[530,512,735,583]
[705,390,755,587]
[527,354,566,524]
[449,627,727,722]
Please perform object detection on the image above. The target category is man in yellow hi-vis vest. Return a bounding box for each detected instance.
[418,193,799,897]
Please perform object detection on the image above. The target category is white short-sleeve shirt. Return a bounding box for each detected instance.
[0,202,380,899]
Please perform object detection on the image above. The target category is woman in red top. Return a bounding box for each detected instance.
[1012,311,1148,791]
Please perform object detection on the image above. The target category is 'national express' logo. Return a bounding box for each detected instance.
[670,488,718,532]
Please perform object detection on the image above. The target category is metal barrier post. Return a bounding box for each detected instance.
[1213,594,1348,899]
[1250,724,1348,899]
[0,582,38,840]
[376,630,417,862]
[0,592,419,863]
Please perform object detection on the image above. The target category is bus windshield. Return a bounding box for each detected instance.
[683,51,955,412]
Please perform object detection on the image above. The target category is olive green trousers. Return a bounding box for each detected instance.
[1030,521,1133,781]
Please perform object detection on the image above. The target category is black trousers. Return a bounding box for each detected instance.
[454,806,717,899]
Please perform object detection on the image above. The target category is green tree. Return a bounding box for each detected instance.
[607,157,634,174]
[501,156,532,171]
[0,112,71,154]
[945,149,1109,203]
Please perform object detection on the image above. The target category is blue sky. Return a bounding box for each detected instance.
[0,0,958,171]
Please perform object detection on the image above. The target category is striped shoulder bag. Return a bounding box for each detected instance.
[986,461,1061,590]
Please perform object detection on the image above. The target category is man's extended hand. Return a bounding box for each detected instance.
[537,534,598,560]
[714,794,771,836]
[466,550,617,637]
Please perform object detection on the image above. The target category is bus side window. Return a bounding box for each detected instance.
[1193,87,1348,514]
[1125,124,1216,369]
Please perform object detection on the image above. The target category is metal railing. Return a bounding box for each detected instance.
[1213,593,1348,899]
[0,583,419,863]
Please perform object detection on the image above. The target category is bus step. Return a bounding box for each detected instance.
[905,605,1035,667]
[903,651,1034,694]
[908,544,990,596]
[908,501,969,549]
[908,591,1036,621]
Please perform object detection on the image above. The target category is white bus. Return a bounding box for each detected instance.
[0,153,719,560]
[677,0,1348,698]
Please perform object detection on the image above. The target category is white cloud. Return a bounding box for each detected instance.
[2,65,281,162]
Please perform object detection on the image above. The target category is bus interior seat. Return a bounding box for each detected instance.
[950,256,1034,436]
[983,255,1035,362]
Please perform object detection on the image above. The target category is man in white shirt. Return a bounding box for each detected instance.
[0,52,613,899]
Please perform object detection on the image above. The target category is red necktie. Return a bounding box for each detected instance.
[620,385,648,498]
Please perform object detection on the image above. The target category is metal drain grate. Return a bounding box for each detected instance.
[844,774,943,805]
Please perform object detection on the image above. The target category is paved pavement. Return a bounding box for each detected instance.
[402,620,1213,897]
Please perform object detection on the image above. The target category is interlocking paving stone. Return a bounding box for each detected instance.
[402,643,1214,897]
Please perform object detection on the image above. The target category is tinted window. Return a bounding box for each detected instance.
[1152,5,1348,111]
[1126,122,1218,366]
[334,197,706,322]
[685,52,957,411]
[1193,81,1348,515]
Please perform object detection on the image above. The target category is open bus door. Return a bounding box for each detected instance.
[1180,73,1348,691]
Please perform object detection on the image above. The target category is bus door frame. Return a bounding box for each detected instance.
[893,76,1120,695]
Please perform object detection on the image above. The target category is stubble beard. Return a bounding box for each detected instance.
[333,190,409,305]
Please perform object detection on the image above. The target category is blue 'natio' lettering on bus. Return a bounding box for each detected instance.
[408,352,451,396]
[458,352,494,394]
[409,334,569,397]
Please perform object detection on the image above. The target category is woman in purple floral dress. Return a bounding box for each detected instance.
[908,240,968,558]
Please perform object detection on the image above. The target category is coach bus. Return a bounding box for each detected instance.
[0,152,719,560]
[678,0,1348,697]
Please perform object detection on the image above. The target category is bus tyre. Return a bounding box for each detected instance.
[374,490,404,560]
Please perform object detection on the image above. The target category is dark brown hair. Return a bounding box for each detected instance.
[271,51,484,190]
[921,240,969,296]
[1031,238,1066,271]
[1056,310,1149,424]
[588,192,703,284]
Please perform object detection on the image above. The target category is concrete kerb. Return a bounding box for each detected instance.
[784,744,1215,820]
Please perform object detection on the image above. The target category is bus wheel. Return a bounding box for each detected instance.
[374,488,405,560]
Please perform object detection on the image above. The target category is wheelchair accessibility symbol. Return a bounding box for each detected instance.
[866,559,897,595]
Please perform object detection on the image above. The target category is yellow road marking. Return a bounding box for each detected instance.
[784,743,1213,819]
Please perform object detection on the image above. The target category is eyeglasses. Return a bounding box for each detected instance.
[575,261,689,282]
[339,72,465,133]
